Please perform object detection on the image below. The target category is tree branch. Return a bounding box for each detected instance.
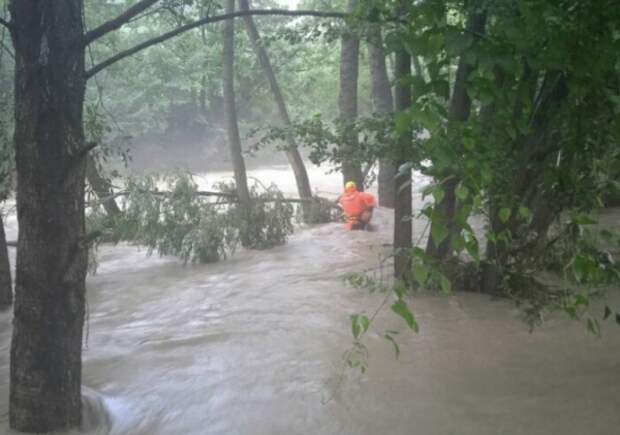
[86,9,346,79]
[0,18,11,32]
[1,40,14,61]
[84,0,162,46]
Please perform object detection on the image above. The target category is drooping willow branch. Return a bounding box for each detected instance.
[85,9,346,79]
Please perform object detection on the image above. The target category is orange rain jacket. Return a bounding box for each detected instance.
[339,188,376,230]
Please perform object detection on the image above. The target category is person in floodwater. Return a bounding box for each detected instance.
[338,181,377,230]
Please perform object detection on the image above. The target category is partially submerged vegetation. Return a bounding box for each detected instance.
[0,0,619,432]
[87,173,336,265]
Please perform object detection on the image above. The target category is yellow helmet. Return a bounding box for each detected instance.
[345,181,357,192]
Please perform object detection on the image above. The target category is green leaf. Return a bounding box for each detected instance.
[422,184,435,199]
[351,314,370,339]
[572,255,592,283]
[440,275,452,294]
[574,294,589,307]
[431,222,449,246]
[465,236,480,262]
[384,334,401,359]
[394,111,411,136]
[499,208,512,223]
[413,263,429,285]
[351,314,361,339]
[573,214,597,225]
[518,206,532,221]
[452,233,466,253]
[455,184,470,201]
[433,186,446,204]
[391,300,419,332]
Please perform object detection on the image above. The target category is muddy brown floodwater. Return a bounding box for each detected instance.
[1,166,619,434]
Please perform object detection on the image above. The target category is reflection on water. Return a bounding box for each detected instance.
[1,166,619,435]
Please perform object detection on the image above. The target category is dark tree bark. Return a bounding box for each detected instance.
[223,0,252,218]
[426,11,487,260]
[238,0,314,220]
[8,0,88,431]
[86,155,121,217]
[338,0,364,189]
[393,4,413,280]
[368,24,396,209]
[0,213,11,308]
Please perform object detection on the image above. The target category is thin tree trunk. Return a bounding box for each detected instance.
[223,0,251,216]
[393,3,413,280]
[426,11,487,260]
[9,0,88,431]
[0,15,11,309]
[338,0,364,189]
[0,213,11,308]
[86,155,121,217]
[238,0,314,220]
[368,24,396,209]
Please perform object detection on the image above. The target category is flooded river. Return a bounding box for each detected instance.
[1,166,619,434]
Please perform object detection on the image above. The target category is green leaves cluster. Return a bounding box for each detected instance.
[88,172,296,264]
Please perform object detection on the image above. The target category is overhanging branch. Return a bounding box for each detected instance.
[86,9,346,79]
[84,0,162,46]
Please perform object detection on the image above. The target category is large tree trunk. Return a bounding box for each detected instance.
[238,0,315,221]
[368,24,396,208]
[0,213,11,308]
[426,11,487,260]
[338,0,364,189]
[86,155,121,217]
[393,4,413,280]
[9,0,88,431]
[223,0,251,216]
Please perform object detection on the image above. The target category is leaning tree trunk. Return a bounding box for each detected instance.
[393,4,413,280]
[86,155,121,217]
[223,0,251,213]
[239,0,314,220]
[368,24,396,208]
[9,0,88,432]
[426,11,487,260]
[0,213,11,308]
[338,0,364,189]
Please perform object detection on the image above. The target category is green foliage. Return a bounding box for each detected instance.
[88,173,296,264]
[253,112,422,173]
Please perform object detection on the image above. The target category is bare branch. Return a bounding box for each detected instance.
[0,18,11,31]
[1,40,14,61]
[84,0,161,46]
[86,9,346,79]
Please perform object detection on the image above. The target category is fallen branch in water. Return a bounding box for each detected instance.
[89,189,340,207]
